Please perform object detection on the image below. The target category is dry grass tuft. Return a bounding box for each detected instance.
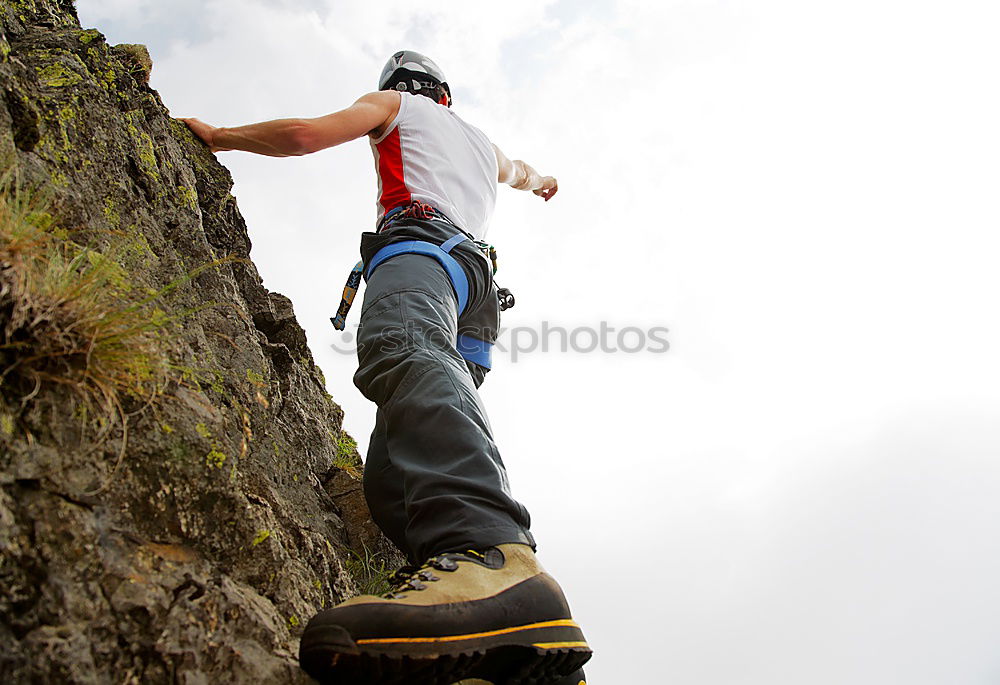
[0,175,172,423]
[0,170,228,490]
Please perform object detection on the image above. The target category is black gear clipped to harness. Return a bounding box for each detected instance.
[496,285,515,311]
[479,243,514,310]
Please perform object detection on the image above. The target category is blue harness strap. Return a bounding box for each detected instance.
[365,232,471,316]
[439,233,467,253]
[364,232,495,369]
[457,334,493,370]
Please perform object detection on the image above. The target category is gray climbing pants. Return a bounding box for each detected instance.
[352,219,535,564]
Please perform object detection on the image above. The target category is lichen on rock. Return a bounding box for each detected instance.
[0,1,402,681]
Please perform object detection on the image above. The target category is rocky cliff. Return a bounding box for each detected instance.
[0,1,403,681]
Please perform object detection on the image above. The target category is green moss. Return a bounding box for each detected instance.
[1,414,14,437]
[25,210,54,231]
[168,118,194,142]
[77,30,102,45]
[38,134,69,167]
[177,185,198,211]
[102,197,120,228]
[137,135,157,177]
[175,365,225,394]
[129,231,155,260]
[124,112,161,185]
[160,422,174,434]
[36,62,83,88]
[205,448,226,469]
[251,529,271,547]
[334,432,358,466]
[176,366,199,388]
[90,47,117,89]
[288,615,300,628]
[32,96,82,173]
[246,369,265,387]
[195,422,211,439]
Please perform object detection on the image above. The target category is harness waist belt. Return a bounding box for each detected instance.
[365,233,470,315]
[332,217,496,369]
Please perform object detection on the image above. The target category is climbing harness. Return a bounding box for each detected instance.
[330,202,516,367]
[367,230,497,369]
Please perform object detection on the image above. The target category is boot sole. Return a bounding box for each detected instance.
[299,619,592,684]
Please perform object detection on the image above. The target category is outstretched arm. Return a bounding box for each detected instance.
[181,91,400,157]
[493,144,558,201]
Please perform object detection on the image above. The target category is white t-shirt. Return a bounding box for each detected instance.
[369,92,499,240]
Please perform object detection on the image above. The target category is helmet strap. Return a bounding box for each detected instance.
[391,76,450,106]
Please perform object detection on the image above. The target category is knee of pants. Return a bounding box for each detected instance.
[353,289,463,407]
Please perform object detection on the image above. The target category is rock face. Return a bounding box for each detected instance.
[0,1,402,682]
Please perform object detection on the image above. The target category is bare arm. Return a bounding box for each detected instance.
[493,144,558,201]
[180,91,400,157]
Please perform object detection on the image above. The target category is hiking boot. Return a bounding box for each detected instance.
[550,669,587,685]
[455,669,586,685]
[298,543,591,684]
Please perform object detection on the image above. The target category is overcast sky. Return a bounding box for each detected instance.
[76,1,1000,682]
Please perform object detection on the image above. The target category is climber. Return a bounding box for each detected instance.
[181,50,589,685]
